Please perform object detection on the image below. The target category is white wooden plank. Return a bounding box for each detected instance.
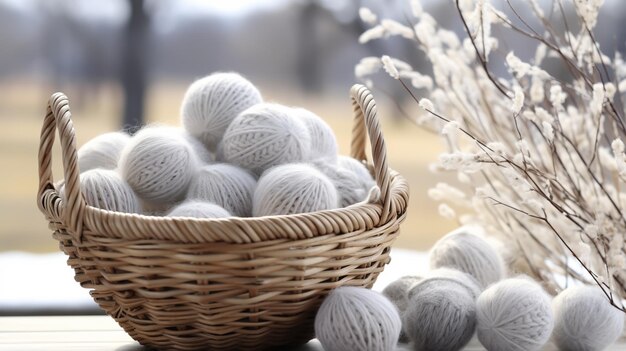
[0,316,120,332]
[0,331,134,343]
[0,316,625,351]
[0,343,142,351]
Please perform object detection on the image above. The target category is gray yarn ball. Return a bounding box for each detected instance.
[404,268,481,351]
[187,163,256,217]
[222,103,311,175]
[166,200,231,218]
[476,277,554,351]
[312,160,369,208]
[292,107,338,161]
[552,285,625,351]
[181,72,262,151]
[315,286,402,351]
[253,163,338,216]
[429,230,504,289]
[77,131,130,172]
[118,126,201,205]
[181,130,215,164]
[382,276,422,343]
[61,169,141,213]
[337,155,375,189]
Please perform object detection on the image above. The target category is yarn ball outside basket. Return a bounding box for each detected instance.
[36,85,409,351]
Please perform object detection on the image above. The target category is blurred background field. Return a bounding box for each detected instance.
[0,79,453,252]
[1,0,625,255]
[0,0,461,254]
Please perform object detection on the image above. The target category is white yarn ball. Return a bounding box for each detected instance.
[552,285,625,351]
[181,72,262,151]
[77,131,130,172]
[312,160,369,207]
[383,275,423,313]
[118,126,201,205]
[337,155,375,189]
[181,130,215,164]
[187,163,256,217]
[404,268,481,350]
[61,169,141,213]
[222,103,311,175]
[292,107,338,161]
[315,286,401,351]
[214,141,226,162]
[166,200,231,218]
[253,163,338,216]
[429,230,505,289]
[476,277,554,351]
[382,275,422,343]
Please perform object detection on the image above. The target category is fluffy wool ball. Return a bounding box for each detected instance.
[315,286,401,351]
[77,131,130,172]
[118,126,201,205]
[404,268,481,351]
[476,277,554,351]
[253,163,338,216]
[181,72,262,151]
[187,163,256,217]
[222,103,311,175]
[429,230,504,289]
[166,200,231,218]
[181,131,214,164]
[61,169,140,213]
[337,155,375,189]
[382,276,422,343]
[383,275,423,313]
[312,160,369,207]
[292,107,338,161]
[552,285,625,351]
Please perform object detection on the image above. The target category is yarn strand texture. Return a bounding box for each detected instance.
[222,103,311,175]
[181,72,262,151]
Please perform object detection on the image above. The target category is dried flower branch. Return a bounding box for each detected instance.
[358,0,626,311]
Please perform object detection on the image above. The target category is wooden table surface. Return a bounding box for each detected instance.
[2,315,625,351]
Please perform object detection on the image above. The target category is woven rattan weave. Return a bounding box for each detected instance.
[37,84,409,350]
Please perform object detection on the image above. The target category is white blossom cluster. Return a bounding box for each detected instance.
[357,0,626,306]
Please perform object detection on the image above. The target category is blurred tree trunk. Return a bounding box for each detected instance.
[121,0,149,133]
[296,2,322,93]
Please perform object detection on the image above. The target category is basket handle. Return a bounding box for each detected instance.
[37,92,85,242]
[350,84,395,223]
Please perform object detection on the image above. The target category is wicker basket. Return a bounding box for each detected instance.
[37,84,409,351]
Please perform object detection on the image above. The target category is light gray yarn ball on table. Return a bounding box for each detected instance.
[476,277,554,351]
[429,229,504,290]
[77,131,130,172]
[118,126,201,205]
[187,163,256,217]
[291,107,338,161]
[382,275,422,343]
[404,268,481,351]
[181,72,262,151]
[60,169,141,214]
[166,200,231,218]
[315,286,402,351]
[222,103,311,175]
[252,163,338,216]
[383,275,423,313]
[552,285,625,351]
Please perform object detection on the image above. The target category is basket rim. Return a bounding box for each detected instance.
[42,167,408,244]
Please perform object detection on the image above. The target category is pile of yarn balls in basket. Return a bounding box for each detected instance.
[314,228,626,351]
[64,72,376,218]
